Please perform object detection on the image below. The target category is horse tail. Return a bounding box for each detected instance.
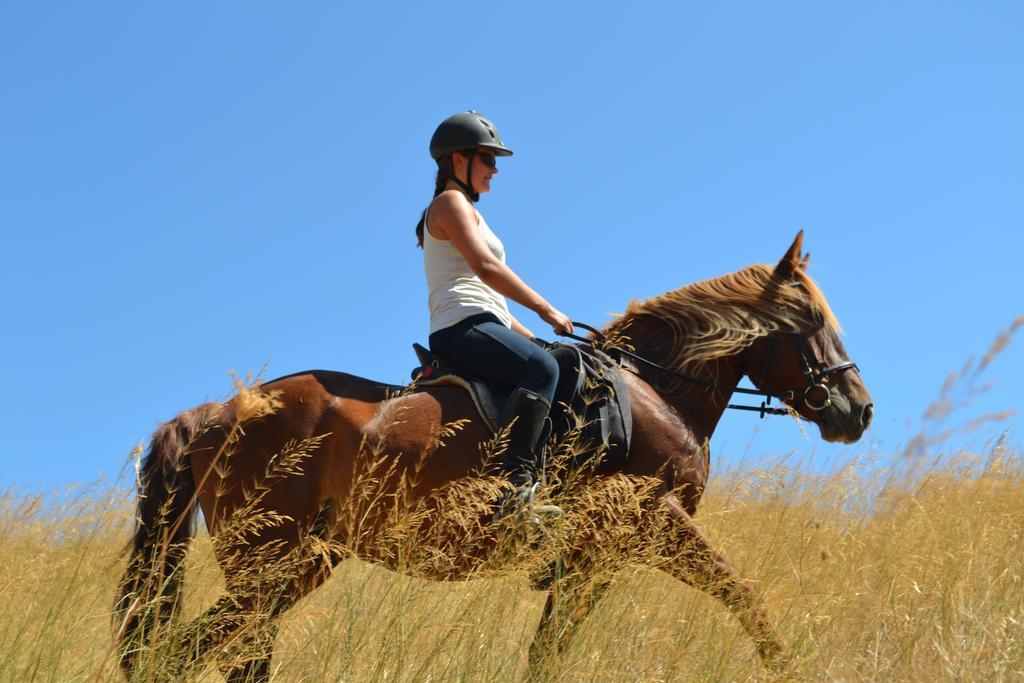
[114,403,218,675]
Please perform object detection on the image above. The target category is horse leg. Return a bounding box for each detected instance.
[220,622,279,683]
[659,494,788,670]
[216,505,342,682]
[188,540,337,682]
[526,562,614,681]
[158,493,339,681]
[163,589,280,682]
[166,593,250,680]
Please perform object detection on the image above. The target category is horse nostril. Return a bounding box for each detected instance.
[861,403,874,428]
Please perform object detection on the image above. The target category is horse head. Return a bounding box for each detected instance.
[740,232,873,444]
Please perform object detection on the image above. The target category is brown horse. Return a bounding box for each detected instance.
[115,232,872,681]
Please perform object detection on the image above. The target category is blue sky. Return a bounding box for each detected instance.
[1,2,1021,490]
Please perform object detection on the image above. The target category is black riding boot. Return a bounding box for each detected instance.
[494,388,563,521]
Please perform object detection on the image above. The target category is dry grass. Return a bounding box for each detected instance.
[2,439,1021,682]
[2,323,1021,682]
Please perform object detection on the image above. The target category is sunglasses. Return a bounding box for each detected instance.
[469,151,497,169]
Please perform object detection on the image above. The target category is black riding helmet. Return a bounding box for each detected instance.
[430,110,513,202]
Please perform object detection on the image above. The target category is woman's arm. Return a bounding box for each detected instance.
[429,191,573,334]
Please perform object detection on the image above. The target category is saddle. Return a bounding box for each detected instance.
[411,340,633,467]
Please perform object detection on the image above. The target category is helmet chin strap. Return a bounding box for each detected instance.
[447,152,479,202]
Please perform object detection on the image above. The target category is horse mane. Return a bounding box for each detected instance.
[604,263,840,372]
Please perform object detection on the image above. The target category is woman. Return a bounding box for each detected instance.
[416,110,572,519]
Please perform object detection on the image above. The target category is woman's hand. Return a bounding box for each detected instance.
[541,306,574,336]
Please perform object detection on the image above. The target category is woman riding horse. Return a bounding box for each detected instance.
[116,230,873,680]
[418,110,573,518]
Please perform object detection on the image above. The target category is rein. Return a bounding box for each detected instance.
[557,321,858,419]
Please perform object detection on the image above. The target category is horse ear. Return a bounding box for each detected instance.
[800,252,811,269]
[775,230,804,278]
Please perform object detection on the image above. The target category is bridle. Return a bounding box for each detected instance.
[558,322,859,419]
[744,330,860,415]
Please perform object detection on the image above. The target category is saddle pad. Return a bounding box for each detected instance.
[410,341,633,469]
[412,372,510,432]
[410,343,515,431]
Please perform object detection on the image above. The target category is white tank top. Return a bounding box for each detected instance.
[423,207,513,335]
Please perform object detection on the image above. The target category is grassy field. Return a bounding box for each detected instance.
[3,325,1021,681]
[2,436,1022,682]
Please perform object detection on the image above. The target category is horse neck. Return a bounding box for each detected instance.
[627,321,746,443]
[666,356,744,443]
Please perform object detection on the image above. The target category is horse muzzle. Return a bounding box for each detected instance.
[815,391,874,444]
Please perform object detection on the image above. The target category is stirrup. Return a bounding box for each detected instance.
[494,482,563,524]
[528,482,564,518]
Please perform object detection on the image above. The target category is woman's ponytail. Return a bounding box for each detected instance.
[415,157,451,248]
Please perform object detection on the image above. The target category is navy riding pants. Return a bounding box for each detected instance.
[428,313,559,405]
